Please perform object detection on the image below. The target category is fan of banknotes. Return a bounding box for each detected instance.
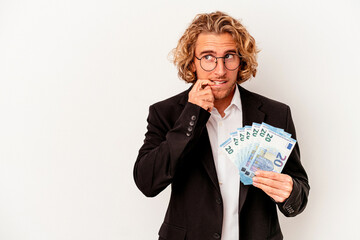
[219,122,296,185]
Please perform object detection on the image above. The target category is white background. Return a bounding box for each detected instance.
[1,0,359,239]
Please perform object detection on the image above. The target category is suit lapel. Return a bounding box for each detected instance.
[199,128,221,194]
[238,85,265,213]
[178,87,221,194]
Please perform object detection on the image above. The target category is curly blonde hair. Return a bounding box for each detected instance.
[172,11,259,84]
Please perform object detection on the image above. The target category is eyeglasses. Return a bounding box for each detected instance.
[195,53,241,72]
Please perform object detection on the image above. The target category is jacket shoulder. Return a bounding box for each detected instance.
[150,89,189,111]
[241,87,290,112]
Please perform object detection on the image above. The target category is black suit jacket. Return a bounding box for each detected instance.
[134,85,309,240]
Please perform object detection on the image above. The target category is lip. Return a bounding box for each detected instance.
[210,80,227,86]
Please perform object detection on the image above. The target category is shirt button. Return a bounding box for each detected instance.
[213,233,221,239]
[186,132,191,137]
[191,115,196,121]
[189,121,195,126]
[187,126,193,132]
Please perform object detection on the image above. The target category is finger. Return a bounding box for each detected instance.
[200,83,208,90]
[201,101,213,112]
[252,181,290,202]
[194,80,205,91]
[253,176,293,195]
[255,171,290,182]
[195,80,213,91]
[195,88,214,102]
[254,172,293,191]
[203,85,210,90]
[253,176,287,190]
[208,102,214,110]
[207,92,214,102]
[198,86,212,95]
[200,91,215,102]
[201,100,213,108]
[199,81,214,90]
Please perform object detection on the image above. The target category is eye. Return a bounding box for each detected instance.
[203,55,215,61]
[225,54,235,59]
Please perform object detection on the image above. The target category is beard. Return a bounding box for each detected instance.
[212,81,236,101]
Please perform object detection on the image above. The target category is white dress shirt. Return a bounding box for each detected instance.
[206,84,242,240]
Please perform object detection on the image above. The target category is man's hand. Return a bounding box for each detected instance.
[252,171,293,203]
[188,80,215,112]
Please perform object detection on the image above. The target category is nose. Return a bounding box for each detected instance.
[214,58,226,76]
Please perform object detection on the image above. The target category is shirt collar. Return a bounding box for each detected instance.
[228,84,242,112]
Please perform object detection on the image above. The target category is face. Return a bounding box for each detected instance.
[193,32,239,102]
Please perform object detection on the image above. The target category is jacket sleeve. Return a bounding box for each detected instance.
[133,102,210,197]
[277,106,310,217]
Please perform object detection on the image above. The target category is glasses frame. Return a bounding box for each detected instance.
[194,54,242,72]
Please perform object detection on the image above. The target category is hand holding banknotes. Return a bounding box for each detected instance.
[188,79,215,112]
[253,171,293,203]
[220,122,297,203]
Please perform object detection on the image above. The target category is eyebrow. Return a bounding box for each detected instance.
[198,49,237,56]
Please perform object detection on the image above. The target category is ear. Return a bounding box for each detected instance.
[190,60,196,73]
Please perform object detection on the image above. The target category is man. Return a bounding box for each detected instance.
[134,11,309,240]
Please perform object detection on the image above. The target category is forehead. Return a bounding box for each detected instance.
[195,32,237,55]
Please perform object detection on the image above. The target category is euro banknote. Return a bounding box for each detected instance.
[220,122,296,185]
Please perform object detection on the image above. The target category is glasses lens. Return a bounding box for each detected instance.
[224,54,241,70]
[200,56,216,71]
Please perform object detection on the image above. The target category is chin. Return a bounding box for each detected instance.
[214,93,228,101]
[213,88,234,101]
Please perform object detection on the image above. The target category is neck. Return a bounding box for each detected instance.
[214,87,236,118]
